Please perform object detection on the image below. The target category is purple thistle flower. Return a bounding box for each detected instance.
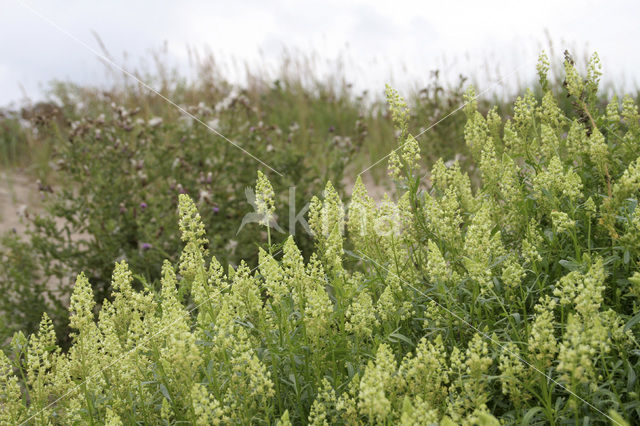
[141,243,152,250]
[213,206,220,214]
[140,202,148,210]
[329,125,335,132]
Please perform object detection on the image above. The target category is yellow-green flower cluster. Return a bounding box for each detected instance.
[464,107,491,162]
[385,85,422,178]
[606,95,621,125]
[398,335,449,407]
[498,342,527,405]
[501,257,525,289]
[557,313,609,388]
[588,128,609,172]
[303,266,333,341]
[308,379,338,425]
[564,58,584,99]
[463,202,504,294]
[555,259,611,388]
[255,170,276,226]
[191,382,224,425]
[536,51,550,91]
[585,52,602,99]
[0,351,24,423]
[178,193,209,254]
[358,344,395,423]
[538,94,562,128]
[566,120,589,158]
[532,156,583,207]
[521,219,544,266]
[347,176,376,246]
[621,94,639,134]
[4,54,639,424]
[551,210,575,234]
[345,291,379,339]
[309,181,345,273]
[528,296,558,368]
[512,89,537,140]
[423,189,463,248]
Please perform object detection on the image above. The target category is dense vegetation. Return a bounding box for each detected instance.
[1,52,640,424]
[0,54,478,347]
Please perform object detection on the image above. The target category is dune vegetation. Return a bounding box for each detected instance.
[0,51,639,424]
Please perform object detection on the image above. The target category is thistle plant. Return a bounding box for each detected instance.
[0,72,365,347]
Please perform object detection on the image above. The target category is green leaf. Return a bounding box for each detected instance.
[608,410,629,426]
[521,406,544,425]
[626,359,637,391]
[387,330,414,346]
[159,384,171,402]
[559,259,580,271]
[623,312,640,332]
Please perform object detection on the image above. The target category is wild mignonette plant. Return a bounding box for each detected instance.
[0,81,366,347]
[1,53,639,424]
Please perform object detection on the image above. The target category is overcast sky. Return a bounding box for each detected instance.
[1,0,638,107]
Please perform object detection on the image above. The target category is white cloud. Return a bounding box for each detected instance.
[0,0,638,106]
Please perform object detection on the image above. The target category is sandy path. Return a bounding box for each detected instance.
[0,171,41,235]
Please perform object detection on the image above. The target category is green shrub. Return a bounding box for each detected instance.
[0,113,28,168]
[0,54,488,348]
[0,77,368,347]
[2,53,639,424]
